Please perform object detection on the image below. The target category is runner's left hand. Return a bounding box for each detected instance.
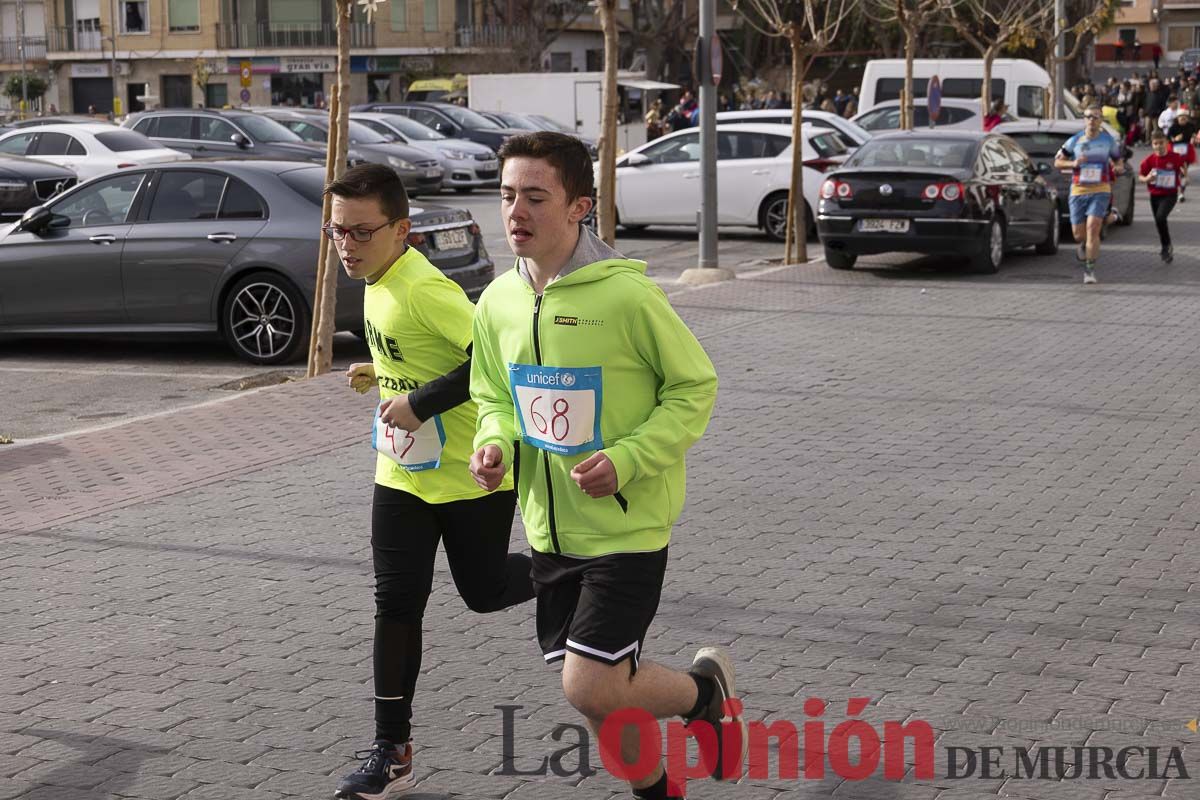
[570,453,617,498]
[379,394,422,432]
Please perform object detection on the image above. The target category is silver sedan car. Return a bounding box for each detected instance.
[352,112,500,192]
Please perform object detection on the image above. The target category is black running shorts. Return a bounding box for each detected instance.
[531,547,668,676]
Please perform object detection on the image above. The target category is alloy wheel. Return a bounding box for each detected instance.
[228,281,297,361]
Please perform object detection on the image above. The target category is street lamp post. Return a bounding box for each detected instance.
[17,0,27,118]
[680,0,735,285]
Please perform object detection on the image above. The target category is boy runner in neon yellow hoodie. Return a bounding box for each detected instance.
[468,132,746,799]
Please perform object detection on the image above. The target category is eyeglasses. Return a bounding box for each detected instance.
[322,216,403,242]
[1084,114,1102,121]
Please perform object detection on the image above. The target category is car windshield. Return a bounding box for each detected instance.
[1005,131,1070,158]
[442,106,501,129]
[237,115,304,143]
[379,114,444,140]
[348,120,389,143]
[849,138,976,169]
[279,166,327,205]
[95,131,163,152]
[531,114,572,132]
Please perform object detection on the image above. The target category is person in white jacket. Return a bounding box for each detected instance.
[1159,95,1181,135]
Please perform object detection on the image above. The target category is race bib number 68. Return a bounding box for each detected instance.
[509,364,602,455]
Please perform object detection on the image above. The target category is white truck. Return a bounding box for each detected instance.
[467,71,678,153]
[858,59,1058,119]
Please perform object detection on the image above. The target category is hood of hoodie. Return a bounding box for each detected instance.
[517,224,629,287]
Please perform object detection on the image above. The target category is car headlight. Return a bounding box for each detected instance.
[388,156,416,170]
[441,149,467,159]
[0,180,27,191]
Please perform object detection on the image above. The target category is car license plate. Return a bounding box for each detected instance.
[859,219,909,233]
[433,228,470,250]
[424,168,441,178]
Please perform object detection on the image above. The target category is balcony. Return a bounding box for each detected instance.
[0,37,48,63]
[48,26,103,52]
[454,24,537,48]
[216,22,375,49]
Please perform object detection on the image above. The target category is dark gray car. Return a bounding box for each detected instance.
[123,109,334,164]
[258,109,445,196]
[0,154,76,220]
[0,161,493,364]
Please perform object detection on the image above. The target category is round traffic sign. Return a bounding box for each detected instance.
[928,75,942,123]
[240,88,251,103]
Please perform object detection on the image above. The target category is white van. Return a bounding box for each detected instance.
[858,59,1052,119]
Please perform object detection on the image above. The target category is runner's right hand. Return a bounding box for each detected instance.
[347,362,377,394]
[470,445,506,492]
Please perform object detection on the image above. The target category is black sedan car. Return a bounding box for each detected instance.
[350,101,522,151]
[0,161,493,365]
[992,120,1135,234]
[817,131,1059,273]
[0,154,76,220]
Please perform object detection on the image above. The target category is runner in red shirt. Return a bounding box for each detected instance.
[1139,129,1186,262]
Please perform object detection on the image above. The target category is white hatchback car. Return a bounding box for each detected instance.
[716,108,873,150]
[852,98,1015,133]
[0,124,189,181]
[607,122,848,241]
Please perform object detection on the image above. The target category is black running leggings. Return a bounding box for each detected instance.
[1150,194,1177,250]
[371,484,533,743]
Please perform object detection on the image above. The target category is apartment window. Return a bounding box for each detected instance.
[121,1,148,32]
[168,0,199,32]
[549,51,571,72]
[423,0,438,31]
[270,0,320,24]
[390,0,406,31]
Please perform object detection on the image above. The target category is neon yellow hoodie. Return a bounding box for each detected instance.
[470,257,717,557]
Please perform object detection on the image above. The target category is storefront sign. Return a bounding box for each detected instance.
[282,57,335,73]
[70,63,110,78]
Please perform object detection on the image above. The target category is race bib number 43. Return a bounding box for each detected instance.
[509,364,602,455]
[372,402,446,471]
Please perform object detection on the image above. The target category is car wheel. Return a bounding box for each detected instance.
[1035,211,1060,255]
[221,272,310,366]
[971,218,1004,273]
[454,187,474,194]
[760,192,789,242]
[825,248,856,270]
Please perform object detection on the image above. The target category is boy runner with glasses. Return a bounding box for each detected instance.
[325,164,535,800]
[468,132,745,800]
[1055,109,1126,284]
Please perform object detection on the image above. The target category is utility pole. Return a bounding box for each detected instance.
[1053,0,1064,119]
[17,0,27,118]
[680,0,734,285]
[110,0,119,115]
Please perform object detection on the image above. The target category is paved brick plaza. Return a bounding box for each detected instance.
[2,191,1199,799]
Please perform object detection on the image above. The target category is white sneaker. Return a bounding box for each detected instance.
[1083,269,1098,285]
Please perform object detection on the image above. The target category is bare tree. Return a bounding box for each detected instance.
[940,0,1051,121]
[308,0,353,376]
[1039,0,1119,118]
[479,0,590,71]
[733,0,861,264]
[596,0,620,244]
[619,0,697,82]
[863,0,946,129]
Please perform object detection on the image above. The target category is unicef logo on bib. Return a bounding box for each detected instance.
[509,363,602,455]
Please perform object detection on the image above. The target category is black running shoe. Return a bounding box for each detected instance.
[334,740,414,800]
[684,647,747,781]
[1165,245,1174,263]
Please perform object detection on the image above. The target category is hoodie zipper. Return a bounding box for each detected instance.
[531,292,562,555]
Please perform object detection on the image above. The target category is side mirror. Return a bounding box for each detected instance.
[1036,161,1053,175]
[625,152,651,167]
[230,132,249,148]
[18,205,51,233]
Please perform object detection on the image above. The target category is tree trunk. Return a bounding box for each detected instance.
[596,0,619,245]
[982,49,995,129]
[784,31,807,265]
[1045,51,1057,120]
[307,0,351,377]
